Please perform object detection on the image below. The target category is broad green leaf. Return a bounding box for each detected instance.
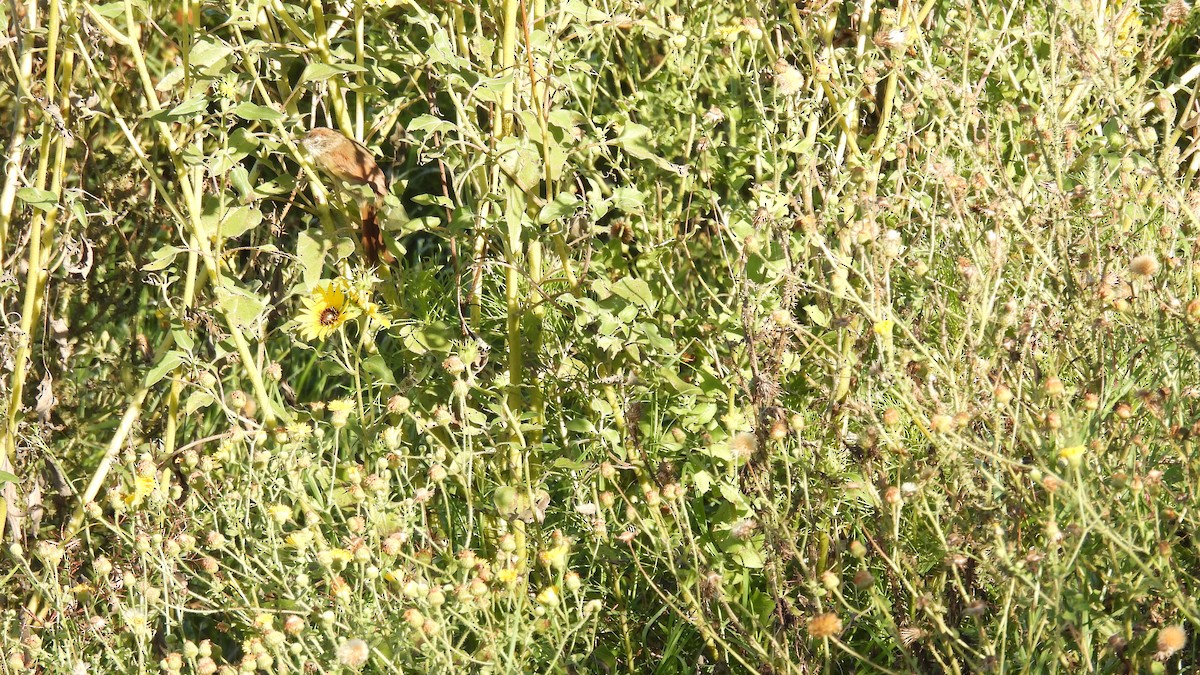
[301,62,367,82]
[424,30,471,69]
[231,102,283,121]
[217,206,263,240]
[692,469,713,495]
[185,390,215,414]
[613,121,675,171]
[143,245,186,271]
[144,350,186,387]
[399,321,454,355]
[565,418,595,433]
[189,39,233,70]
[297,229,328,288]
[496,137,542,192]
[0,470,18,485]
[473,73,516,104]
[551,457,589,470]
[803,304,830,328]
[362,355,396,385]
[538,192,580,223]
[410,194,454,208]
[719,482,749,509]
[611,186,645,213]
[657,367,702,396]
[16,187,57,212]
[172,326,195,352]
[728,538,766,569]
[560,0,610,22]
[167,95,209,118]
[92,2,125,17]
[228,127,261,161]
[216,283,267,329]
[229,166,257,203]
[609,277,656,309]
[406,114,456,135]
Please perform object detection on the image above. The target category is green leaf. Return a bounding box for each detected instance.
[410,194,454,208]
[538,192,580,223]
[472,73,516,104]
[658,367,702,396]
[217,205,263,240]
[184,390,215,414]
[301,62,367,82]
[613,121,674,170]
[16,187,58,212]
[565,418,595,433]
[0,470,18,485]
[692,469,713,495]
[92,2,125,17]
[216,283,267,329]
[296,229,328,288]
[143,245,186,271]
[803,304,830,328]
[231,102,284,121]
[728,538,766,569]
[719,482,749,509]
[424,30,471,69]
[610,186,645,213]
[172,326,195,352]
[228,127,261,161]
[229,166,258,203]
[406,114,456,135]
[189,39,233,70]
[166,95,209,118]
[496,137,542,192]
[609,277,656,310]
[362,355,396,385]
[399,321,454,355]
[551,457,589,471]
[144,350,186,387]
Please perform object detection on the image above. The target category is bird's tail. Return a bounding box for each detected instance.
[360,201,395,265]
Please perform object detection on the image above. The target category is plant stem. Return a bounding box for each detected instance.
[2,0,69,542]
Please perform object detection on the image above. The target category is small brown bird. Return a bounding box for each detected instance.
[301,127,395,264]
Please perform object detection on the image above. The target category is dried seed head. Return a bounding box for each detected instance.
[1157,625,1187,659]
[336,639,370,669]
[873,27,909,51]
[806,612,843,639]
[775,64,805,96]
[1130,253,1160,277]
[1163,0,1191,25]
[730,431,757,459]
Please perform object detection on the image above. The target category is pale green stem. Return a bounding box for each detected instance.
[0,0,39,253]
[3,0,67,543]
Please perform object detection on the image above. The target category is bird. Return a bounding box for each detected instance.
[300,127,395,264]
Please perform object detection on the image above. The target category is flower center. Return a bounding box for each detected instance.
[319,306,341,326]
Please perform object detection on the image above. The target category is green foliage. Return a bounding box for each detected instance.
[2,0,1200,673]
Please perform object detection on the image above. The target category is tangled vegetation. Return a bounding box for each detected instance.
[3,0,1200,672]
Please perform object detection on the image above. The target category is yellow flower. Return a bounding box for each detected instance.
[362,301,391,328]
[1114,9,1141,57]
[267,505,292,525]
[496,567,519,586]
[536,586,560,607]
[538,542,570,571]
[124,473,157,508]
[297,280,359,341]
[327,398,354,429]
[287,528,315,550]
[872,319,894,337]
[1058,444,1086,467]
[328,548,354,566]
